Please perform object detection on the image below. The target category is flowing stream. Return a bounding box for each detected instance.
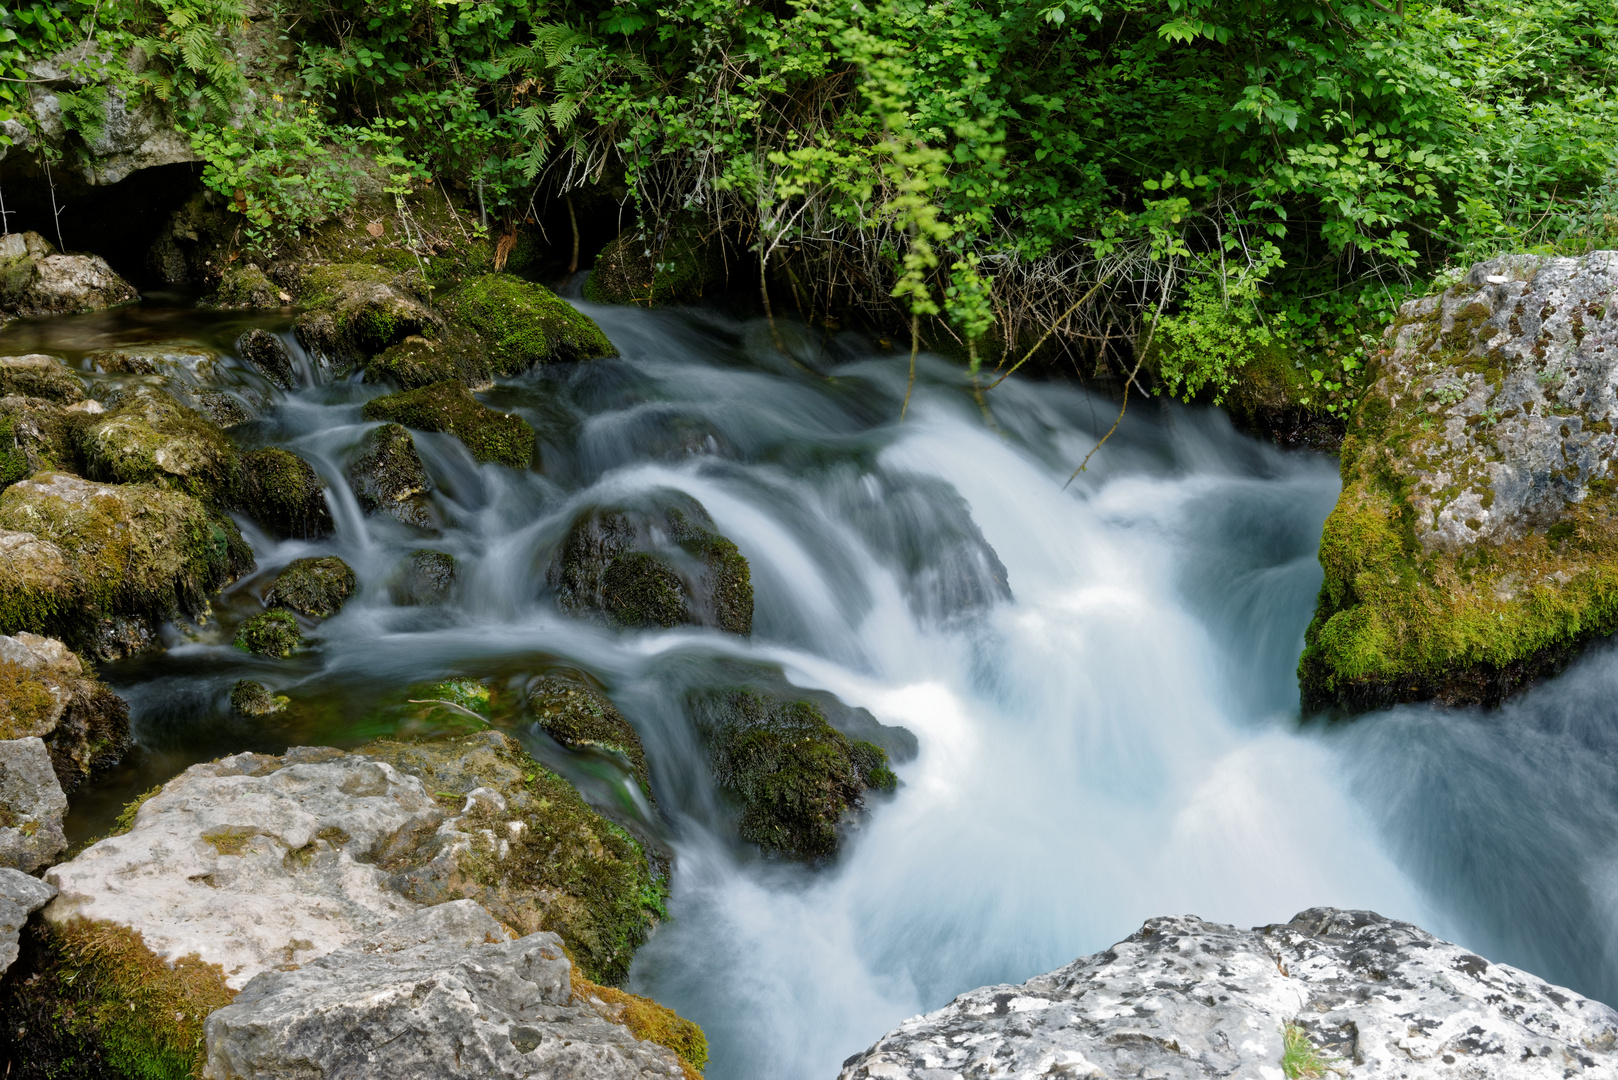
[5,292,1618,1079]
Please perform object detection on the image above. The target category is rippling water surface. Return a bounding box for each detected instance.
[5,292,1617,1079]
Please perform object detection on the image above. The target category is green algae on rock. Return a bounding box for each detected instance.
[265,556,356,618]
[0,396,79,490]
[1301,251,1618,711]
[527,673,654,796]
[0,473,252,656]
[235,447,334,540]
[233,609,302,658]
[208,263,284,309]
[229,679,287,716]
[367,330,489,390]
[550,490,753,635]
[439,274,616,374]
[0,631,131,792]
[79,387,239,503]
[582,221,722,308]
[292,263,440,368]
[361,381,535,469]
[0,354,86,404]
[347,421,437,527]
[689,687,895,862]
[360,730,668,985]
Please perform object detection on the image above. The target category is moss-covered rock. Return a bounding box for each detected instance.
[366,330,489,390]
[235,329,296,390]
[690,687,895,862]
[439,273,616,375]
[292,263,440,368]
[0,473,252,656]
[209,263,284,309]
[583,219,723,308]
[0,631,130,792]
[265,556,356,618]
[361,381,535,469]
[528,674,653,795]
[363,730,668,985]
[1302,251,1618,711]
[233,609,301,657]
[0,396,78,490]
[0,354,86,403]
[79,387,239,503]
[229,678,287,715]
[234,448,333,540]
[347,422,436,526]
[396,548,456,605]
[550,490,753,634]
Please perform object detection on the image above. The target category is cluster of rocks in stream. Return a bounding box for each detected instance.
[841,908,1618,1080]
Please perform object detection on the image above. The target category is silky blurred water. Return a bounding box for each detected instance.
[6,294,1617,1079]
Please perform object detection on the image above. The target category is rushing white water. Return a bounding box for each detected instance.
[12,295,1618,1079]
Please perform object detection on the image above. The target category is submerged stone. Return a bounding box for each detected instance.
[229,679,286,716]
[689,686,895,862]
[1303,251,1618,710]
[439,273,616,375]
[347,421,436,527]
[361,381,535,469]
[235,447,333,540]
[233,609,301,657]
[528,674,653,796]
[550,490,752,635]
[265,556,356,618]
[396,548,456,605]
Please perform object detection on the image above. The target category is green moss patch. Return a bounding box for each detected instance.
[233,609,302,657]
[569,964,708,1080]
[362,730,667,985]
[209,264,281,310]
[80,389,239,503]
[366,331,488,390]
[691,688,895,862]
[361,381,535,469]
[439,274,616,376]
[265,556,356,618]
[528,674,653,795]
[234,448,333,540]
[229,679,287,715]
[0,354,86,403]
[292,263,439,365]
[602,551,687,629]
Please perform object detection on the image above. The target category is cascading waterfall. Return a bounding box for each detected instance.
[7,295,1618,1079]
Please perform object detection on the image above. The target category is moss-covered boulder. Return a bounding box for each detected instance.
[1302,251,1618,711]
[361,381,535,469]
[233,609,302,657]
[689,687,895,861]
[0,354,86,403]
[583,219,722,308]
[365,730,666,985]
[347,422,436,527]
[550,490,753,634]
[229,678,287,715]
[0,396,78,490]
[235,329,296,390]
[235,447,333,540]
[396,548,456,605]
[292,263,440,368]
[265,556,356,618]
[79,387,239,502]
[0,631,129,792]
[367,330,488,390]
[0,473,252,657]
[439,274,616,375]
[0,231,138,320]
[528,674,653,796]
[209,263,285,309]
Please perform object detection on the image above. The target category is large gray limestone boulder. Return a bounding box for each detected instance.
[201,900,685,1080]
[0,736,67,872]
[0,866,54,975]
[0,231,138,321]
[838,908,1618,1080]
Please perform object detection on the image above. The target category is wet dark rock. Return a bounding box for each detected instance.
[265,556,355,618]
[229,679,286,716]
[689,686,895,862]
[347,422,435,528]
[234,609,301,658]
[0,735,68,872]
[0,355,85,404]
[396,548,456,605]
[528,674,652,795]
[236,329,296,389]
[0,232,137,322]
[549,490,752,635]
[0,632,129,792]
[439,273,617,374]
[361,381,534,469]
[839,908,1618,1080]
[235,448,333,540]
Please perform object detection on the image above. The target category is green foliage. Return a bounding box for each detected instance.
[1281,1023,1335,1079]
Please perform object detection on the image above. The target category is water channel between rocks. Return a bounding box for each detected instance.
[5,290,1618,1080]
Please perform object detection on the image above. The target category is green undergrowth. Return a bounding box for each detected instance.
[1281,1023,1336,1079]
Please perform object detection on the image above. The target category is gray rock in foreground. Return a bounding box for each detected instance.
[202,899,685,1080]
[838,908,1618,1079]
[0,736,68,872]
[0,867,55,974]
